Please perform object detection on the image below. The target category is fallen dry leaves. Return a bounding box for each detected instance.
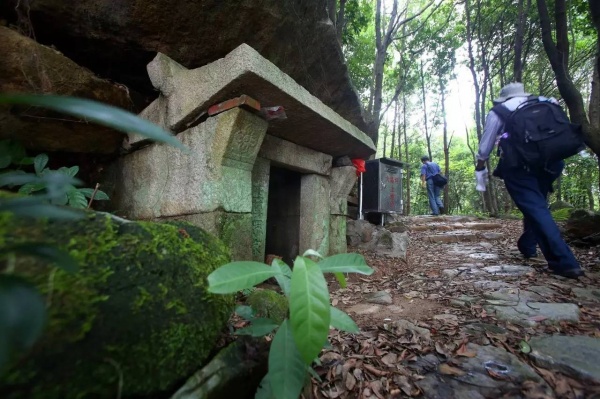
[241,217,600,398]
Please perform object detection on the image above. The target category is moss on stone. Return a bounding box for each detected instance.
[246,289,288,324]
[218,212,252,260]
[552,207,573,222]
[1,209,234,399]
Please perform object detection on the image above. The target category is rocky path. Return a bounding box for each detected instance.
[316,216,600,399]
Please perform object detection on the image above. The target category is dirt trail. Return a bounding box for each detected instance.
[316,215,600,399]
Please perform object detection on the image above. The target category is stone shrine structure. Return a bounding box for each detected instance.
[107,44,375,262]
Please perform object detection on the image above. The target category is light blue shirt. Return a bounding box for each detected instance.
[420,161,441,180]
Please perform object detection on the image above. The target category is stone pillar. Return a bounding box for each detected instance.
[251,157,270,262]
[299,174,331,257]
[329,166,358,255]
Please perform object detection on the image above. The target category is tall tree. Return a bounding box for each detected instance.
[536,0,600,155]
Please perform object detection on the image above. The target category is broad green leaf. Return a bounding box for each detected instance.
[519,340,531,354]
[302,249,323,259]
[34,154,48,175]
[255,374,274,399]
[67,189,88,209]
[290,256,330,364]
[0,197,83,219]
[330,306,359,333]
[271,258,292,297]
[66,166,79,178]
[17,182,46,195]
[318,253,374,275]
[1,243,78,273]
[269,319,307,399]
[235,318,279,337]
[0,94,187,151]
[235,305,255,320]
[50,193,69,206]
[207,261,281,294]
[0,275,46,370]
[16,156,34,166]
[0,140,27,168]
[78,188,109,201]
[333,272,347,288]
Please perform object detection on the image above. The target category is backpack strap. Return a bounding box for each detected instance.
[491,103,511,121]
[491,95,540,121]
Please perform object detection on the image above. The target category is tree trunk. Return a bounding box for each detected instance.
[514,0,526,82]
[383,128,387,157]
[590,0,600,78]
[440,76,450,214]
[391,100,398,158]
[328,0,337,26]
[403,91,410,215]
[537,0,600,156]
[336,0,347,44]
[420,59,432,161]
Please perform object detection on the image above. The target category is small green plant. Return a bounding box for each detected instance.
[0,140,110,208]
[18,152,109,208]
[207,250,374,399]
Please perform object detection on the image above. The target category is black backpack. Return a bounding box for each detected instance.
[492,96,585,169]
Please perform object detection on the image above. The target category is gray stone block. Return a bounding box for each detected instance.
[529,335,600,383]
[329,215,347,255]
[329,166,357,215]
[165,211,253,261]
[300,174,330,256]
[258,135,332,175]
[251,158,270,262]
[110,108,267,219]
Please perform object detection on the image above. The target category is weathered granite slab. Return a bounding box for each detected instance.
[299,174,330,256]
[529,335,600,383]
[482,265,534,276]
[484,302,579,327]
[258,135,332,175]
[110,108,267,219]
[139,44,375,157]
[416,344,550,399]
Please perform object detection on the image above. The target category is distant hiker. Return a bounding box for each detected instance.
[420,156,445,215]
[475,82,585,279]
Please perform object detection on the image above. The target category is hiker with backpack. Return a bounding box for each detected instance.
[420,155,447,215]
[475,83,585,279]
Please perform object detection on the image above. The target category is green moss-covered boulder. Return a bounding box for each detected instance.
[552,207,574,222]
[246,289,288,324]
[0,211,234,399]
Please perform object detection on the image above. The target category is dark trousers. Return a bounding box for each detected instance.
[501,161,580,273]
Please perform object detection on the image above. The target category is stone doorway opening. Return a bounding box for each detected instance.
[265,166,302,265]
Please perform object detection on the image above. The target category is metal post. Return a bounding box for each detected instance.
[358,173,364,220]
[381,213,385,226]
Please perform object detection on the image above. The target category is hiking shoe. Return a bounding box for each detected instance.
[553,269,585,279]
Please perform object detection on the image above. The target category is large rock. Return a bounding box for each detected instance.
[0,26,132,154]
[564,209,600,246]
[1,210,233,399]
[415,344,551,399]
[171,337,268,399]
[0,0,370,136]
[529,335,600,383]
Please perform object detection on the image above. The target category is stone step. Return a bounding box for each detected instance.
[410,215,481,224]
[410,222,502,232]
[424,231,503,243]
